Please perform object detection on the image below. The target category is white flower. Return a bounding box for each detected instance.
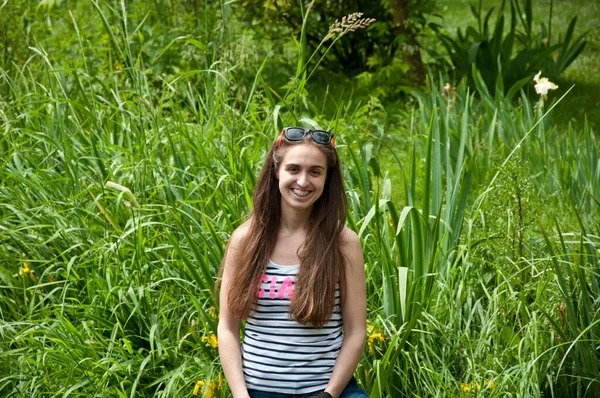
[533,71,558,97]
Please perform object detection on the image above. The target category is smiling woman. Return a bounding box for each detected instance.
[216,128,368,398]
[277,144,327,213]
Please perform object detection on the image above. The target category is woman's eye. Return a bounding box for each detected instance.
[310,170,321,176]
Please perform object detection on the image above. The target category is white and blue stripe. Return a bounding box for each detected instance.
[242,260,342,394]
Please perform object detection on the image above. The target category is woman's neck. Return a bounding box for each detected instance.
[279,203,312,232]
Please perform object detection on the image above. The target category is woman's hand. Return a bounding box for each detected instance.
[308,392,333,398]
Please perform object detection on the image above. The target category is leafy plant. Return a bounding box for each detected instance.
[1,1,599,397]
[433,0,587,98]
[237,0,437,83]
[538,216,600,396]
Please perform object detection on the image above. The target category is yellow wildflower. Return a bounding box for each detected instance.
[192,380,203,396]
[367,330,385,354]
[368,332,385,344]
[23,263,30,273]
[115,60,124,71]
[210,306,217,318]
[193,379,217,398]
[29,271,36,281]
[202,334,218,348]
[206,381,216,398]
[485,380,496,389]
[460,383,471,392]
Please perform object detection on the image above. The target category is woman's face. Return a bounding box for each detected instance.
[277,143,328,214]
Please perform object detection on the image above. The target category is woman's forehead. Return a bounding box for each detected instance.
[280,144,327,167]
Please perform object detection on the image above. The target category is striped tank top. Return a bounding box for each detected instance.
[242,260,343,394]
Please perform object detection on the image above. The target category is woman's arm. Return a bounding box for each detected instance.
[217,225,251,398]
[323,228,367,398]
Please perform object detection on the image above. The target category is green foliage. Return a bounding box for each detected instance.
[433,0,588,98]
[237,0,439,99]
[238,0,434,75]
[538,217,600,397]
[1,1,599,397]
[352,78,600,396]
[353,58,418,99]
[470,158,548,292]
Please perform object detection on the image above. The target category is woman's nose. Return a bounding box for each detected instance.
[297,172,308,187]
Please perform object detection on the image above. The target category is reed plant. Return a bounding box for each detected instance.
[352,74,599,396]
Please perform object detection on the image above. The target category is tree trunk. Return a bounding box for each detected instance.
[389,0,426,85]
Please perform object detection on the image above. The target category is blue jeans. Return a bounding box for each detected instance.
[248,377,368,398]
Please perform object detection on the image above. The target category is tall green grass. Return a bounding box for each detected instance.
[352,75,599,396]
[1,1,599,397]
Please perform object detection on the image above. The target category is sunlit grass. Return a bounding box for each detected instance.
[1,1,599,397]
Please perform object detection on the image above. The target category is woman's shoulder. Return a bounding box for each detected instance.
[339,226,362,261]
[339,226,364,272]
[222,219,253,269]
[229,219,252,247]
[339,226,360,247]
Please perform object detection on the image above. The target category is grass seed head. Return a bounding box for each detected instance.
[327,12,376,40]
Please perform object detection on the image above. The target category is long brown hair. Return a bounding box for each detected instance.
[218,136,348,327]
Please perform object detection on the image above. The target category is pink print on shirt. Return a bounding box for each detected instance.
[257,274,294,300]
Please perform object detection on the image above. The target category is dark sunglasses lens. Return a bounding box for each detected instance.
[285,128,306,141]
[312,130,332,144]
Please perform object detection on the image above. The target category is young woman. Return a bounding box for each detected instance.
[217,127,368,398]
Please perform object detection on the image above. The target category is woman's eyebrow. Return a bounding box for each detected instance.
[285,163,325,169]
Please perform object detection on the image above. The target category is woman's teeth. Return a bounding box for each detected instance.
[292,189,310,197]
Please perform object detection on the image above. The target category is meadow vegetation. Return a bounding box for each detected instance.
[1,1,599,397]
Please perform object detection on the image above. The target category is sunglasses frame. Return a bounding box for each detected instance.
[276,127,335,148]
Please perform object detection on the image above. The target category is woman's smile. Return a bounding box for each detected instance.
[277,144,328,212]
[291,188,311,197]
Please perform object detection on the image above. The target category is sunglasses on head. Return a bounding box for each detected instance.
[277,127,335,148]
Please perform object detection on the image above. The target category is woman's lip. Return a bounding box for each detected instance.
[291,188,311,196]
